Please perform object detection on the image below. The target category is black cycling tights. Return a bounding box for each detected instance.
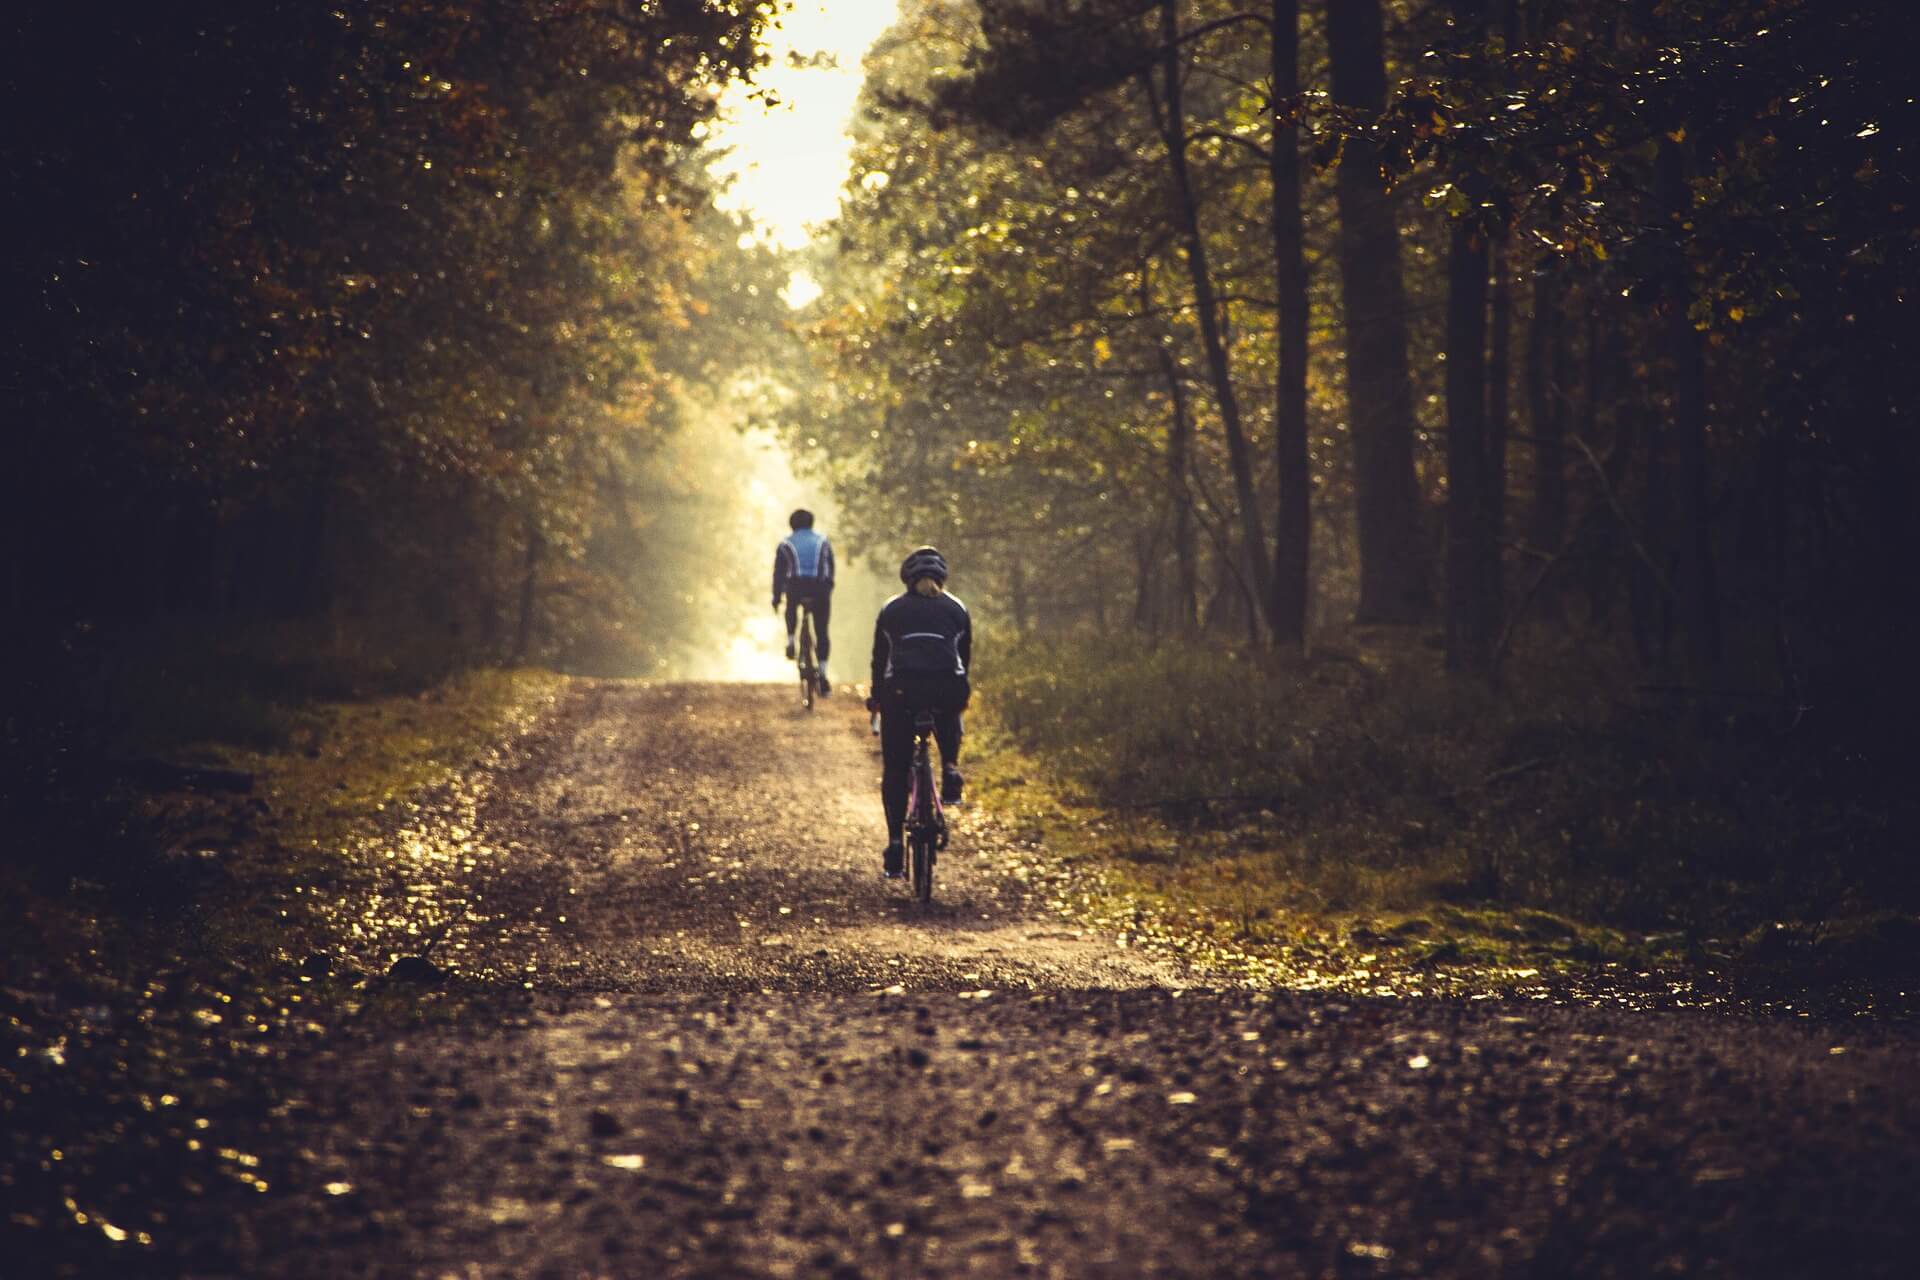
[784,588,831,662]
[879,708,961,845]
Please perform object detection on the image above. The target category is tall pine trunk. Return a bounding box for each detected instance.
[1527,266,1568,554]
[1325,0,1429,623]
[1442,0,1496,675]
[1445,217,1498,675]
[1157,344,1200,630]
[1657,138,1722,679]
[1488,233,1513,548]
[515,520,542,664]
[1150,0,1272,629]
[1269,0,1310,649]
[1638,0,1719,680]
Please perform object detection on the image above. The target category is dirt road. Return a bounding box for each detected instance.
[161,684,1920,1275]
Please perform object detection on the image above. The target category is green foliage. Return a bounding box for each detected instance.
[789,0,1313,626]
[795,0,1915,697]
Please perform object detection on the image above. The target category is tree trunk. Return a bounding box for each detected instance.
[1444,0,1498,675]
[1656,138,1721,679]
[1269,0,1310,651]
[1637,414,1674,667]
[1445,217,1498,676]
[1133,523,1159,631]
[1324,0,1429,623]
[1634,0,1718,680]
[1527,265,1568,554]
[1150,0,1272,630]
[515,519,542,664]
[1570,303,1612,621]
[1487,232,1513,548]
[1010,553,1031,634]
[1202,550,1235,633]
[1155,338,1200,631]
[299,480,334,621]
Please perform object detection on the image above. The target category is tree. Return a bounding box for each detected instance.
[1269,0,1311,649]
[1,0,779,676]
[1146,0,1274,628]
[1324,0,1431,624]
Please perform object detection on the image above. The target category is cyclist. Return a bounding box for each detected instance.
[865,545,970,879]
[773,508,836,694]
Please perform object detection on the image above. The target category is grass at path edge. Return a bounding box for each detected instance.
[1,665,565,1275]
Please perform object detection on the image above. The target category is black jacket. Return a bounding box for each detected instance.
[870,590,971,688]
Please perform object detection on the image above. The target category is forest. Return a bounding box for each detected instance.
[784,0,1918,952]
[4,2,792,704]
[2,0,1913,968]
[801,0,1914,667]
[6,2,1920,1275]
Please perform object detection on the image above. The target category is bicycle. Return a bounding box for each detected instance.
[794,603,821,710]
[869,703,951,904]
[903,709,948,904]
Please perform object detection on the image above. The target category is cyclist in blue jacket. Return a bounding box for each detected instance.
[865,545,970,878]
[773,509,835,694]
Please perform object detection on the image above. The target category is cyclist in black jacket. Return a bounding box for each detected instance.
[865,546,970,879]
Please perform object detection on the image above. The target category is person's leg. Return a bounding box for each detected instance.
[812,589,831,663]
[936,679,966,802]
[879,707,913,869]
[933,710,962,767]
[809,590,832,692]
[937,711,965,803]
[783,596,799,652]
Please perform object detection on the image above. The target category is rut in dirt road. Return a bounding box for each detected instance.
[241,682,1920,1278]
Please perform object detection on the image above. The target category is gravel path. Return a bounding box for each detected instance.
[257,682,1920,1277]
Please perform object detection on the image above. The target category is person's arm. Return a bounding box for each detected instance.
[772,542,789,607]
[869,612,888,694]
[821,538,835,589]
[956,609,972,676]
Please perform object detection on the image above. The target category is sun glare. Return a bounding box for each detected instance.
[707,1,901,271]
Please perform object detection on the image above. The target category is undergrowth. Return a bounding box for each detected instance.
[975,631,1913,997]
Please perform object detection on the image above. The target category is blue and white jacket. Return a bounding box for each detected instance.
[773,528,834,602]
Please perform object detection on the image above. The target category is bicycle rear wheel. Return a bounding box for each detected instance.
[797,614,816,710]
[910,831,935,904]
